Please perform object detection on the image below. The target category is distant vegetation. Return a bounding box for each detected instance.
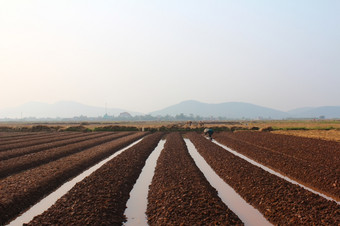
[272,126,336,131]
[0,113,241,123]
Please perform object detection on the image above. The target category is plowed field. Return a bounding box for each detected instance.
[0,131,339,225]
[147,133,242,225]
[214,131,340,200]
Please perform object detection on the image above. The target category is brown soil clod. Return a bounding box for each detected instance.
[147,132,243,225]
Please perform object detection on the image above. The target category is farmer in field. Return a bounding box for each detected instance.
[204,128,214,140]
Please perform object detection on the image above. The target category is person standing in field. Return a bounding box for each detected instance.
[204,128,214,140]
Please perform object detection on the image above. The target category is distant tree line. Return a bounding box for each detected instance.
[101,113,237,121]
[0,113,270,122]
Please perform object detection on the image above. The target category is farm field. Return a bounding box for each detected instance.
[272,129,340,142]
[214,131,340,200]
[0,130,339,225]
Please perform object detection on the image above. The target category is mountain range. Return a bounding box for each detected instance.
[150,101,288,119]
[0,101,141,119]
[150,100,340,119]
[1,100,340,119]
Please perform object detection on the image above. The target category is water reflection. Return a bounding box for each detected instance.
[213,140,340,205]
[124,140,166,226]
[8,139,144,226]
[185,139,272,226]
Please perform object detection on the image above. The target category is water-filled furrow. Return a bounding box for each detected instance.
[124,139,166,226]
[8,139,143,226]
[213,140,340,205]
[185,139,271,226]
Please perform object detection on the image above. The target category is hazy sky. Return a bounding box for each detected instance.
[1,0,339,113]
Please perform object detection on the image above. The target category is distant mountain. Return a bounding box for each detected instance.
[287,107,315,116]
[0,101,140,118]
[2,100,339,119]
[150,100,290,119]
[288,106,340,118]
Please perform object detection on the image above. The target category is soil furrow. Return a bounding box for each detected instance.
[0,132,114,161]
[187,132,340,225]
[0,132,80,147]
[0,132,88,152]
[27,132,163,225]
[214,132,340,199]
[0,132,147,225]
[0,132,133,178]
[0,132,49,141]
[221,131,340,165]
[147,132,243,225]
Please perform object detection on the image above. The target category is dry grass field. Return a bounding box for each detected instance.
[272,130,340,142]
[248,120,340,130]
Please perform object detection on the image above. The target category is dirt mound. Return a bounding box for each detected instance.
[94,125,139,131]
[260,126,273,132]
[0,126,15,132]
[64,126,91,132]
[31,125,61,132]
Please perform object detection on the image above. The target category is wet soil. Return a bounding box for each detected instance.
[0,132,68,146]
[0,132,82,151]
[0,132,119,161]
[27,132,164,225]
[147,132,243,225]
[0,132,133,178]
[0,132,42,140]
[0,132,147,225]
[186,132,340,225]
[220,131,340,166]
[214,131,340,199]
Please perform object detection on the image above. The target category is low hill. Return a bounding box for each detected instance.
[150,100,290,119]
[2,100,339,120]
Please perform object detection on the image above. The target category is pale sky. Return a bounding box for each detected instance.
[1,0,339,113]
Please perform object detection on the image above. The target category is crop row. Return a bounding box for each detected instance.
[0,132,133,178]
[0,132,147,225]
[0,132,66,143]
[1,131,338,225]
[147,132,242,225]
[214,132,340,199]
[221,131,340,165]
[27,132,164,225]
[0,132,82,146]
[0,132,117,161]
[0,132,87,152]
[186,132,339,225]
[0,132,49,142]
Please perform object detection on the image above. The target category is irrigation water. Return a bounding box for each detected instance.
[185,139,272,226]
[8,138,144,226]
[124,139,166,226]
[213,140,340,205]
